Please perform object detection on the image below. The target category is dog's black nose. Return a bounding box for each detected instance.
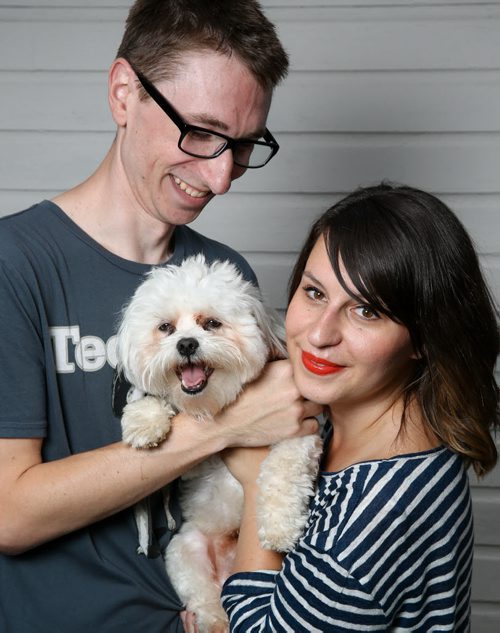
[177,337,199,357]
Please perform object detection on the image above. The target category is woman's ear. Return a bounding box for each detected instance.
[108,58,134,127]
[410,347,423,361]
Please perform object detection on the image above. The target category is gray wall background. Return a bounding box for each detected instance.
[0,1,499,629]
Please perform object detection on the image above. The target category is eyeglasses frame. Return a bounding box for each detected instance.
[134,70,280,168]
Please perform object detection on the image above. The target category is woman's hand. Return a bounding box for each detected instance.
[223,446,271,488]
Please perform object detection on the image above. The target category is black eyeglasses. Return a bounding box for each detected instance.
[135,70,279,169]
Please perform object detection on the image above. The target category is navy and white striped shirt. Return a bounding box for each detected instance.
[222,446,472,632]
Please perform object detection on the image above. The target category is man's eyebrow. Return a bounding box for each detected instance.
[189,112,265,139]
[190,112,229,131]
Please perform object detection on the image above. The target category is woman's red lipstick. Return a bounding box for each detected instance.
[302,351,345,376]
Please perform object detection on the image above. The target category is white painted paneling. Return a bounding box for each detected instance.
[194,192,500,255]
[270,71,500,133]
[472,605,500,633]
[0,73,111,132]
[0,1,499,626]
[1,5,499,71]
[0,0,495,5]
[3,70,500,133]
[472,548,500,602]
[472,491,500,546]
[2,131,500,194]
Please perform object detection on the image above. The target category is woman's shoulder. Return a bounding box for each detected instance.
[309,446,470,554]
[321,445,462,483]
[318,446,466,519]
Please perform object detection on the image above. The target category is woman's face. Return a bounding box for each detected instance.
[285,237,417,415]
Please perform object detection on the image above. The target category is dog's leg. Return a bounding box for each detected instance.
[165,527,230,633]
[256,434,323,552]
[134,499,152,556]
[121,395,176,449]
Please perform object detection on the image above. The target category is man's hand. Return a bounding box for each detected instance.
[216,360,321,449]
[180,610,199,633]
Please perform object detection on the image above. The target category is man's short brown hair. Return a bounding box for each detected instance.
[116,0,289,89]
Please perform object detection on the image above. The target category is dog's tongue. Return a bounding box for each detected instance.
[181,365,206,389]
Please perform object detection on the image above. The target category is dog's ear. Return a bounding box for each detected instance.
[248,293,288,360]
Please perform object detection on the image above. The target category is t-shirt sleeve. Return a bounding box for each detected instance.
[0,260,47,437]
[221,550,387,632]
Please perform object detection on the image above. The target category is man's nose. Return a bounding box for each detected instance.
[199,149,240,195]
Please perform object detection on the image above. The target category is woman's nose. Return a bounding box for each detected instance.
[307,309,342,348]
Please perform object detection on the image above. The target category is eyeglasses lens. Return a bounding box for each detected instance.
[180,130,273,168]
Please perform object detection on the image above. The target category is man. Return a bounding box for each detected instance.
[0,2,319,631]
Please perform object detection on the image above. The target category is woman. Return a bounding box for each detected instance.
[221,183,499,632]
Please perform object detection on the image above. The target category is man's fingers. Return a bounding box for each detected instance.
[300,416,320,436]
[180,610,199,633]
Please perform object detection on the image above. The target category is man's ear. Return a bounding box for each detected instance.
[108,58,134,127]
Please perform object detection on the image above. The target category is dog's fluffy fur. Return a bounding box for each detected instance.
[116,255,322,633]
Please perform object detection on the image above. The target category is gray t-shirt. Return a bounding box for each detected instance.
[0,200,257,632]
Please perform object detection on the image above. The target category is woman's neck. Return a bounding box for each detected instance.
[323,398,440,472]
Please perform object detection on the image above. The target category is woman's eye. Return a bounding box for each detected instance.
[354,305,379,320]
[303,285,324,301]
[203,318,222,331]
[158,322,175,335]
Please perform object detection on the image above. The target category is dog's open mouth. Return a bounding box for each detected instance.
[176,363,214,395]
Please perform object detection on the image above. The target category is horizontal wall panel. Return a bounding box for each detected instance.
[1,1,496,7]
[237,133,500,194]
[481,256,500,304]
[0,132,113,191]
[472,548,500,602]
[3,70,500,134]
[265,0,500,5]
[0,1,497,6]
[279,8,500,72]
[270,71,500,133]
[0,72,111,132]
[194,192,500,255]
[2,131,500,194]
[471,605,500,633]
[0,1,128,5]
[471,492,500,546]
[244,253,296,309]
[1,6,499,72]
[0,12,125,72]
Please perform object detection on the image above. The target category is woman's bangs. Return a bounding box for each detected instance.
[325,222,403,322]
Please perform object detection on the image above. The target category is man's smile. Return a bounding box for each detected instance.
[173,175,210,198]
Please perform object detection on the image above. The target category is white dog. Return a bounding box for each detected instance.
[115,255,322,633]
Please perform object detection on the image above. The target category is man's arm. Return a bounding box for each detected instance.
[0,360,320,555]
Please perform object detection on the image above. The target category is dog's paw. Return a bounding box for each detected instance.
[256,434,323,552]
[121,396,176,449]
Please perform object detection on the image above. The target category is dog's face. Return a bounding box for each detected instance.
[116,255,285,417]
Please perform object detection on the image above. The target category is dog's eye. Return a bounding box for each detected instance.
[158,322,175,335]
[203,318,222,331]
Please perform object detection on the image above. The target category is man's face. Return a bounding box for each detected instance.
[118,50,273,228]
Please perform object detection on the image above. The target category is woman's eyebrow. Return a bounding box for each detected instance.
[302,270,322,285]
